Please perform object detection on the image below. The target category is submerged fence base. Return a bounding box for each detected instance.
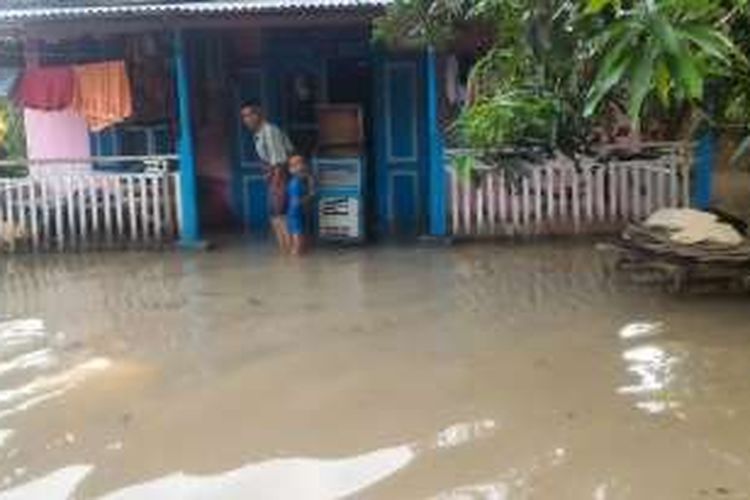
[0,172,182,253]
[448,147,691,239]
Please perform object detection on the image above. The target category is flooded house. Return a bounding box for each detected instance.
[0,0,449,251]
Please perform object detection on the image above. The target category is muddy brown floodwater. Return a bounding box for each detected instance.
[0,240,749,499]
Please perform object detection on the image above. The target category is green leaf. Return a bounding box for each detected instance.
[627,45,658,128]
[681,25,748,66]
[585,0,615,15]
[584,49,632,117]
[654,59,672,106]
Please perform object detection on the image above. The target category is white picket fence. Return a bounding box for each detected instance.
[448,145,692,238]
[0,165,181,253]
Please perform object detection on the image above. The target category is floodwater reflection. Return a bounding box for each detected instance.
[1,243,750,499]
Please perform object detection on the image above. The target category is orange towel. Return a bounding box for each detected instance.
[72,60,133,132]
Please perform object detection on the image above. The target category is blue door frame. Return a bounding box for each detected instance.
[373,49,429,238]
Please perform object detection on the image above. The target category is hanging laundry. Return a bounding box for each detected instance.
[0,67,21,97]
[15,66,75,110]
[72,60,133,132]
[24,108,91,177]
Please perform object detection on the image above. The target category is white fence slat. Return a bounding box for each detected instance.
[656,169,666,212]
[115,177,125,241]
[140,176,151,242]
[631,168,641,221]
[77,176,88,244]
[450,170,459,235]
[462,175,471,234]
[558,168,568,220]
[153,175,163,241]
[510,182,520,231]
[65,176,77,247]
[595,167,606,221]
[88,176,99,240]
[127,176,138,243]
[607,164,618,221]
[165,173,176,238]
[40,179,50,250]
[476,176,485,235]
[546,166,555,221]
[174,172,183,238]
[533,168,542,229]
[29,180,39,250]
[103,176,113,245]
[54,177,65,251]
[498,170,507,226]
[584,166,594,222]
[681,165,691,207]
[521,174,531,230]
[487,172,496,234]
[571,168,580,232]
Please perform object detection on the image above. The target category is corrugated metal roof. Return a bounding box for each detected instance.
[0,0,390,22]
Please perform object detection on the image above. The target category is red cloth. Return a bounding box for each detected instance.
[15,66,75,111]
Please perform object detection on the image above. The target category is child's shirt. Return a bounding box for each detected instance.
[287,174,307,214]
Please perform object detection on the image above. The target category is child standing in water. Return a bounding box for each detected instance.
[286,155,314,255]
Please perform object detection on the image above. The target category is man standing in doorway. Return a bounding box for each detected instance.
[240,103,295,252]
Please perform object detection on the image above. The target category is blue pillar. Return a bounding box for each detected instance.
[174,29,202,247]
[693,130,715,209]
[425,46,447,237]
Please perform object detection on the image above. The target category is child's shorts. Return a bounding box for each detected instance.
[287,210,305,235]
